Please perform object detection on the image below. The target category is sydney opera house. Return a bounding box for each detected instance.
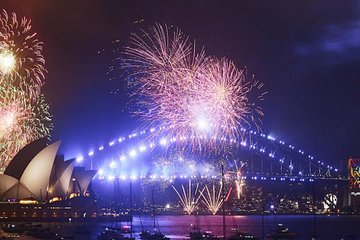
[0,139,129,221]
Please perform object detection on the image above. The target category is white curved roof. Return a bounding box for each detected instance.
[0,174,18,196]
[50,159,75,197]
[1,182,34,200]
[20,141,61,201]
[77,170,97,195]
[69,168,96,195]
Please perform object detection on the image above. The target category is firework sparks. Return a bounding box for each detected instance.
[0,10,51,171]
[0,50,15,74]
[0,87,52,170]
[123,24,265,152]
[234,160,246,200]
[152,154,215,180]
[172,179,202,214]
[200,182,224,215]
[0,10,46,96]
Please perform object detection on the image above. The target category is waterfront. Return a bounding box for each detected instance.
[3,215,360,239]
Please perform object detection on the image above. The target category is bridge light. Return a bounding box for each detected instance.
[159,138,168,146]
[76,156,84,163]
[99,146,104,151]
[139,145,146,152]
[119,155,126,161]
[88,151,94,156]
[98,169,104,175]
[267,135,275,141]
[109,161,116,169]
[129,149,137,157]
[109,141,115,146]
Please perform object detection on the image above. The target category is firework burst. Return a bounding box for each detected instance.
[0,10,46,96]
[0,86,52,171]
[152,154,216,179]
[123,24,265,152]
[0,10,51,171]
[200,182,224,215]
[172,179,202,214]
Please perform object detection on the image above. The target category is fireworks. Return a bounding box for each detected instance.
[234,160,246,199]
[0,50,15,74]
[0,87,53,170]
[124,24,265,151]
[172,179,202,214]
[0,10,51,171]
[152,154,216,180]
[200,183,224,215]
[0,10,46,96]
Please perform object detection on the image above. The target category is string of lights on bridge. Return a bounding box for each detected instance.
[74,127,339,181]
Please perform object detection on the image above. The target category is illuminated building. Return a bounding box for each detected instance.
[0,139,130,222]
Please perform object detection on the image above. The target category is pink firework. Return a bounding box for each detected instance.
[124,24,265,151]
[0,10,46,96]
[0,87,52,170]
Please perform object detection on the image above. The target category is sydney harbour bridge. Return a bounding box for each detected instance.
[74,127,349,214]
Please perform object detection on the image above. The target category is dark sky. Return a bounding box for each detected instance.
[2,0,360,168]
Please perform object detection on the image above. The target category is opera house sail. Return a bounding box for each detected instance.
[0,140,129,222]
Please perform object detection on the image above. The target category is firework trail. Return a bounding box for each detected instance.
[172,179,202,214]
[234,160,246,200]
[0,10,46,96]
[0,86,53,170]
[123,24,265,152]
[200,182,224,215]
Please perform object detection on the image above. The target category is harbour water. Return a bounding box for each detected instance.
[5,215,360,239]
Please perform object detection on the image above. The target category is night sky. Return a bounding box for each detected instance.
[2,0,360,168]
